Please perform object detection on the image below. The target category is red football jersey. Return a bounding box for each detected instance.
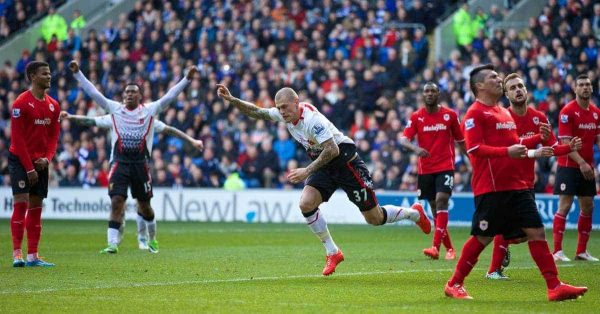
[9,90,60,172]
[510,107,558,188]
[557,100,600,168]
[462,101,529,196]
[402,106,464,174]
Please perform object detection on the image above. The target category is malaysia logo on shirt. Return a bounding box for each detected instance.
[464,118,475,130]
[12,108,20,118]
[560,114,568,123]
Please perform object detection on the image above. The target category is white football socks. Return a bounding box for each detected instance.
[136,214,148,242]
[146,219,157,241]
[382,205,420,223]
[108,228,120,245]
[304,209,339,255]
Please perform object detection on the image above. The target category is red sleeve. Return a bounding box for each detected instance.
[469,145,509,157]
[10,100,34,172]
[521,134,542,147]
[553,144,572,156]
[558,110,572,138]
[450,111,464,142]
[45,100,60,161]
[402,114,418,140]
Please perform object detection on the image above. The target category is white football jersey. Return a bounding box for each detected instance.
[75,71,189,163]
[267,102,353,156]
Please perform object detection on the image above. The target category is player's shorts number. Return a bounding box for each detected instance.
[353,188,367,202]
[444,175,454,188]
[144,181,151,193]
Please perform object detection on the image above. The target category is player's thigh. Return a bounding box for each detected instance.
[130,163,153,201]
[108,162,130,199]
[554,167,581,196]
[471,192,506,238]
[299,185,324,212]
[8,153,30,196]
[337,157,378,212]
[305,168,336,207]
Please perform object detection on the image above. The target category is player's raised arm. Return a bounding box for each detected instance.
[146,66,197,116]
[69,61,121,113]
[154,120,204,151]
[216,84,274,121]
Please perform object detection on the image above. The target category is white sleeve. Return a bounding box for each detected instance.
[145,77,190,116]
[154,120,167,133]
[267,107,285,122]
[74,71,121,113]
[94,115,113,129]
[310,115,334,144]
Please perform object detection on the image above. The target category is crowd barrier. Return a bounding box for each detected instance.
[0,188,598,229]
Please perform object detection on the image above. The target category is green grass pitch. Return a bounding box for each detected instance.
[0,220,598,313]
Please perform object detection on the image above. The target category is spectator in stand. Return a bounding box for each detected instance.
[41,6,68,43]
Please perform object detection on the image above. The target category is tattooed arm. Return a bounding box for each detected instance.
[287,138,339,184]
[216,84,273,120]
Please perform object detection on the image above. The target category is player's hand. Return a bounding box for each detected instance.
[59,111,70,121]
[216,84,234,102]
[193,139,204,151]
[569,137,582,152]
[68,60,79,73]
[533,146,554,158]
[415,147,430,158]
[507,144,527,158]
[27,170,38,186]
[34,158,49,171]
[539,123,551,141]
[186,65,198,80]
[579,162,594,180]
[287,168,309,184]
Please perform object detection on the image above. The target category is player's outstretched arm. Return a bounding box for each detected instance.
[399,136,429,157]
[69,61,121,113]
[216,84,273,121]
[161,125,204,151]
[147,66,197,115]
[60,111,98,127]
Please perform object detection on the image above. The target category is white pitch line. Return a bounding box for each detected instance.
[0,264,576,295]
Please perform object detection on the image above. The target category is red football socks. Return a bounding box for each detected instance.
[488,235,508,273]
[433,211,449,249]
[552,213,566,253]
[528,240,560,289]
[25,206,42,255]
[448,236,485,286]
[11,202,28,251]
[576,213,592,255]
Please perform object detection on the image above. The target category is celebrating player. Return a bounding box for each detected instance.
[217,84,431,276]
[444,64,587,301]
[69,60,196,254]
[61,111,203,249]
[400,82,464,260]
[552,74,599,262]
[9,61,60,267]
[484,73,582,280]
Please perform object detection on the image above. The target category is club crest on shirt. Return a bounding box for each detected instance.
[313,123,325,135]
[464,118,475,130]
[594,113,598,120]
[533,117,539,125]
[560,115,568,123]
[18,180,25,188]
[443,113,450,121]
[49,103,54,112]
[479,220,488,231]
[560,183,566,191]
[12,108,20,118]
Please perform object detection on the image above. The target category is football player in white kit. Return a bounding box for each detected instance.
[217,84,432,276]
[69,60,197,254]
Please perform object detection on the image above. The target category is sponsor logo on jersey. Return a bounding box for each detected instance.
[418,117,424,122]
[574,112,580,117]
[533,117,539,125]
[443,113,450,121]
[27,102,34,108]
[423,123,448,132]
[479,220,488,231]
[34,118,51,125]
[12,108,20,118]
[496,122,516,130]
[465,118,475,130]
[560,115,568,123]
[578,123,596,130]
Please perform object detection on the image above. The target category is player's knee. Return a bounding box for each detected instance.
[13,193,29,203]
[299,200,319,213]
[525,228,546,241]
[111,195,126,210]
[364,215,383,226]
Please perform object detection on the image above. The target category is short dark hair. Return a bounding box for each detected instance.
[25,61,49,81]
[469,64,495,97]
[575,74,590,82]
[423,82,439,91]
[124,82,142,94]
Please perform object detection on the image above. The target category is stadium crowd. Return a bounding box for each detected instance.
[0,0,599,193]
